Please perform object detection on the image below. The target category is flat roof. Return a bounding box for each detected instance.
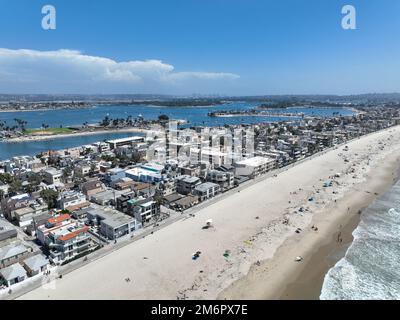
[88,208,134,228]
[106,136,144,144]
[235,156,275,167]
[177,175,200,184]
[0,263,27,281]
[0,244,28,261]
[23,254,49,271]
[194,182,219,192]
[126,167,162,178]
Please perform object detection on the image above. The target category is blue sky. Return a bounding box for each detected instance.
[0,0,399,95]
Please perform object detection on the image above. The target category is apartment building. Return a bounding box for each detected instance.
[36,214,91,264]
[193,182,220,202]
[87,208,141,240]
[43,167,62,185]
[235,156,276,178]
[176,175,201,195]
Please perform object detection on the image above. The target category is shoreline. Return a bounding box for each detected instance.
[2,127,148,143]
[0,106,93,113]
[219,144,400,300]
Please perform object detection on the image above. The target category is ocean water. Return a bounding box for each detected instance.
[320,181,400,300]
[0,103,354,160]
[0,103,353,129]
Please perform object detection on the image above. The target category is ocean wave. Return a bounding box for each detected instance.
[320,182,400,300]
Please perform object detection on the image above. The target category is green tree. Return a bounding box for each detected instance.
[62,167,73,182]
[9,180,22,195]
[40,189,59,209]
[0,173,14,184]
[158,114,169,122]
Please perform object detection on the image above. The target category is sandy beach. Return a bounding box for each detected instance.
[18,126,400,300]
[3,127,148,143]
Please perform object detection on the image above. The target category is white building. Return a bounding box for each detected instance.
[106,136,145,149]
[235,156,276,177]
[58,191,89,211]
[36,214,91,264]
[87,208,141,240]
[43,167,62,185]
[0,263,27,287]
[193,182,220,202]
[125,163,164,183]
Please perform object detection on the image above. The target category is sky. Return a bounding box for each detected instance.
[0,0,399,96]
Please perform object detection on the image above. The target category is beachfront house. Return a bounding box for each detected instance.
[36,214,92,264]
[43,167,62,185]
[22,254,49,276]
[87,208,141,240]
[193,182,220,202]
[0,263,27,287]
[234,156,276,178]
[127,198,160,224]
[176,175,201,195]
[206,170,234,190]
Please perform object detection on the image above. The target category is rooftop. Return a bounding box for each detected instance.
[0,263,27,281]
[47,214,70,226]
[177,175,201,184]
[235,156,275,167]
[0,243,29,261]
[106,136,144,144]
[194,182,219,192]
[23,254,49,271]
[88,208,134,228]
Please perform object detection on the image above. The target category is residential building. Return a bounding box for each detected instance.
[193,182,220,201]
[58,191,89,211]
[36,214,92,263]
[0,263,27,287]
[0,219,18,246]
[176,175,201,195]
[235,156,276,177]
[43,167,62,185]
[104,168,126,185]
[125,163,164,183]
[116,193,136,214]
[206,170,234,190]
[87,208,141,240]
[13,200,48,228]
[22,254,49,276]
[0,243,31,269]
[106,136,144,149]
[127,198,160,224]
[113,177,135,190]
[90,189,126,206]
[81,180,106,199]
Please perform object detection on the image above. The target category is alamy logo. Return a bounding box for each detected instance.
[342,5,357,30]
[42,5,56,30]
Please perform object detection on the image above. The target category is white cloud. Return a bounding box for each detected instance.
[0,48,239,93]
